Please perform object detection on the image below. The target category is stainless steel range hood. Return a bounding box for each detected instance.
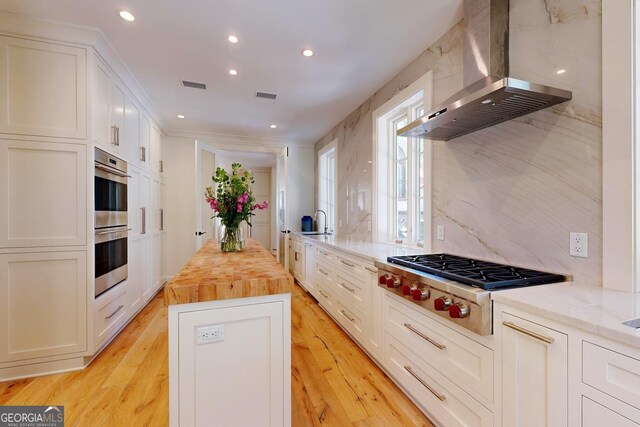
[399,0,572,141]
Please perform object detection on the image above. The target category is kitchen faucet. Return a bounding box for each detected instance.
[314,210,328,234]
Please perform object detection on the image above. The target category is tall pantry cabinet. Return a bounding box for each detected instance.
[0,23,166,380]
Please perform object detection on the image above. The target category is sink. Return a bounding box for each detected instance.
[300,232,333,236]
[622,318,640,329]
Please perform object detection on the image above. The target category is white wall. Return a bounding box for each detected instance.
[287,146,315,232]
[162,136,197,278]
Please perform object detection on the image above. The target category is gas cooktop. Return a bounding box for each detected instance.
[386,253,566,290]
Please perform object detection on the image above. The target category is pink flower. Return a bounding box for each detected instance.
[251,201,269,210]
[239,192,249,203]
[237,203,243,213]
[207,197,219,212]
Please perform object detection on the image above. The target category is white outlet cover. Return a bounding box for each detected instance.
[196,324,225,345]
[570,232,588,258]
[436,225,445,241]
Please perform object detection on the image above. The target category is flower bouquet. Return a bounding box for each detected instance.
[205,163,269,252]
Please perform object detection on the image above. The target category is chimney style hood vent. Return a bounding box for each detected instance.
[399,0,572,141]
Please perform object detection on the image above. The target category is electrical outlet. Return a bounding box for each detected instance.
[570,232,588,258]
[436,225,445,241]
[196,324,225,345]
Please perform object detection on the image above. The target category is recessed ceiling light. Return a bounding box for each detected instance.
[119,10,135,22]
[302,49,314,57]
[270,124,277,129]
[228,69,238,76]
[368,160,372,164]
[556,69,566,75]
[177,114,185,119]
[481,99,493,105]
[228,35,238,44]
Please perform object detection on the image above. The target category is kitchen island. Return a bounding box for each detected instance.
[165,238,293,427]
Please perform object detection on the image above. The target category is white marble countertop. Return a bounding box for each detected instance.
[292,232,423,263]
[492,282,640,348]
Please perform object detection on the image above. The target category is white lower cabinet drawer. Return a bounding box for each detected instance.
[582,396,640,426]
[384,294,493,403]
[315,260,335,288]
[95,286,128,345]
[384,334,493,427]
[335,301,366,344]
[315,280,336,315]
[583,341,640,411]
[336,271,367,313]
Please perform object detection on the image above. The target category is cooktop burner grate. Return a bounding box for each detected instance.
[386,253,565,290]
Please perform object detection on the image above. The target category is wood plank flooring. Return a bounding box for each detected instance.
[0,284,432,426]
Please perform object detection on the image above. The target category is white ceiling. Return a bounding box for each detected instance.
[0,0,463,144]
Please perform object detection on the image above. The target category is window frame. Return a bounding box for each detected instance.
[318,139,338,233]
[372,71,433,249]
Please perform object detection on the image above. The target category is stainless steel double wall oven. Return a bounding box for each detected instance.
[94,147,129,298]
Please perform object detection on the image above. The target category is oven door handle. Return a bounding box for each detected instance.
[96,227,131,236]
[95,163,131,178]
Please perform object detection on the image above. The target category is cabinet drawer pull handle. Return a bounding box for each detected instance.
[404,365,446,401]
[502,321,554,344]
[318,268,329,276]
[116,126,120,146]
[141,207,146,234]
[111,125,117,145]
[365,266,377,273]
[340,283,355,293]
[294,252,299,261]
[318,250,330,256]
[105,305,124,320]
[404,323,446,350]
[340,309,355,322]
[140,146,146,162]
[318,290,329,299]
[160,209,164,231]
[339,259,355,268]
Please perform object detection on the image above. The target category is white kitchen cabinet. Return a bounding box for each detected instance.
[124,97,140,163]
[138,114,150,166]
[365,263,383,361]
[385,293,494,404]
[0,36,86,139]
[0,139,86,248]
[384,334,494,427]
[150,124,162,174]
[94,280,128,347]
[303,241,315,293]
[582,397,640,427]
[93,57,126,155]
[500,311,568,427]
[0,251,87,362]
[292,237,304,285]
[169,294,291,427]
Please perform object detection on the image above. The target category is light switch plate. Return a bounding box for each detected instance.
[436,225,445,241]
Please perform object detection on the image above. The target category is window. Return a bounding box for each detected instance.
[318,139,337,232]
[373,72,432,248]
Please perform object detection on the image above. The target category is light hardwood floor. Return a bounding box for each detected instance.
[0,284,432,426]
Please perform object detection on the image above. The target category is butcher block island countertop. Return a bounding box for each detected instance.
[165,238,293,305]
[167,238,292,426]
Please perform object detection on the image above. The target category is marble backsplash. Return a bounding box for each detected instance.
[314,0,602,286]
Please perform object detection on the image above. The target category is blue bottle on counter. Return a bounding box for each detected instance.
[301,216,313,232]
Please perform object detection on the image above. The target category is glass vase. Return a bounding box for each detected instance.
[220,225,244,252]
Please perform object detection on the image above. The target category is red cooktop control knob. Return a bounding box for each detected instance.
[449,302,470,319]
[386,276,401,288]
[434,296,451,311]
[378,274,389,285]
[411,287,430,301]
[402,283,418,296]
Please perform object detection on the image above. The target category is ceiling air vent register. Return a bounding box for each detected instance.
[256,91,277,100]
[182,80,207,90]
